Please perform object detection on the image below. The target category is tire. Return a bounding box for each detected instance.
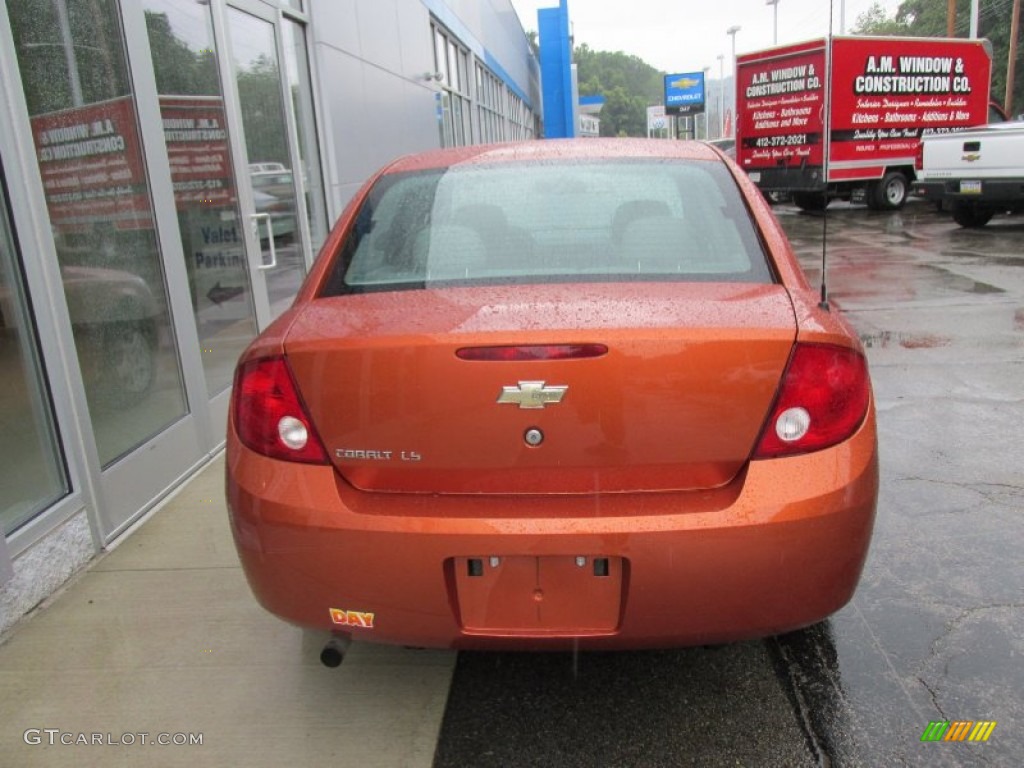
[791,191,828,212]
[102,320,158,405]
[951,202,994,228]
[873,171,908,210]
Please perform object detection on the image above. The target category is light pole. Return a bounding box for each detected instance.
[702,65,711,139]
[766,0,780,45]
[727,25,741,70]
[717,54,725,138]
[726,26,740,137]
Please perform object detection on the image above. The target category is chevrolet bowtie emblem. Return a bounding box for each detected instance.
[962,153,981,162]
[497,381,568,409]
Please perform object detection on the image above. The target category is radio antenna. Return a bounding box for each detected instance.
[819,2,835,312]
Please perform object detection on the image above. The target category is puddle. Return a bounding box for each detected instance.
[921,264,1004,295]
[859,331,951,349]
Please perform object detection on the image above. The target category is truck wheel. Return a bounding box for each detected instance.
[873,171,908,210]
[951,202,994,228]
[792,192,828,211]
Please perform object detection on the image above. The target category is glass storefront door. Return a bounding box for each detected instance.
[0,167,69,536]
[7,0,190,469]
[224,0,311,328]
[142,0,325,390]
[142,0,259,397]
[2,0,326,543]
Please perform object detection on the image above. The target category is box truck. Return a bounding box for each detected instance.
[735,36,997,210]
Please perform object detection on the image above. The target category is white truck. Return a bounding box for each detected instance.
[913,121,1024,226]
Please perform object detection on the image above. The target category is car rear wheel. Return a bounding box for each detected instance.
[792,191,828,212]
[102,320,158,404]
[951,202,994,228]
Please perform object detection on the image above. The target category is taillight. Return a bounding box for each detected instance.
[456,344,608,361]
[753,343,870,459]
[232,356,328,464]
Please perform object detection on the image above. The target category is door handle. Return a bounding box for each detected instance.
[250,212,278,270]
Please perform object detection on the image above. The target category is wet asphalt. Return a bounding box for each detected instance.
[433,201,1024,767]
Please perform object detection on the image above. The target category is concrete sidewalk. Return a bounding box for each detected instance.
[0,455,455,768]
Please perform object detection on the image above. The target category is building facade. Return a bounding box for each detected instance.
[0,0,540,633]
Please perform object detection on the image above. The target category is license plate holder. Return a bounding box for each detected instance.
[453,555,623,634]
[959,180,982,195]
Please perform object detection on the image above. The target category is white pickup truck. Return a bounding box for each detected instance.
[913,121,1024,227]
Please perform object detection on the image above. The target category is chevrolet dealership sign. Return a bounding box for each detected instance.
[664,71,706,115]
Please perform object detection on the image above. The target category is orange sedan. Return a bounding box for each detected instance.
[226,139,878,652]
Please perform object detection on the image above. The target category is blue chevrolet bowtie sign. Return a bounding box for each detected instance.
[664,72,706,115]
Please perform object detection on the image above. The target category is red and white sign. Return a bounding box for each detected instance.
[159,95,235,210]
[31,96,150,233]
[736,36,994,186]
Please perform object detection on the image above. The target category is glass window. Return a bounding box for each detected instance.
[142,0,258,396]
[434,29,448,87]
[325,161,773,295]
[8,0,189,467]
[226,6,309,322]
[431,22,473,149]
[475,61,509,144]
[0,169,69,534]
[281,18,327,251]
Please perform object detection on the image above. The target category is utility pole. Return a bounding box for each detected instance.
[947,0,956,37]
[1008,0,1021,114]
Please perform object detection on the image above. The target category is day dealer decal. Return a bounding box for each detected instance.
[329,608,376,629]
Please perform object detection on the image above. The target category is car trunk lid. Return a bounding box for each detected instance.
[284,283,796,494]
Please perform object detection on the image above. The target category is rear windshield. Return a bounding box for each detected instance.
[320,159,773,295]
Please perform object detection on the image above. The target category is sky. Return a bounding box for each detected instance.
[509,0,904,78]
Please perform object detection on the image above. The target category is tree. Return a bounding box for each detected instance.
[599,87,647,137]
[145,11,220,97]
[852,0,1022,116]
[574,44,663,137]
[236,54,289,165]
[525,30,539,57]
[8,0,130,114]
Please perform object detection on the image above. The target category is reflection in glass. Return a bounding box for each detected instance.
[0,174,69,534]
[7,0,187,467]
[227,7,306,321]
[143,0,258,396]
[281,18,327,251]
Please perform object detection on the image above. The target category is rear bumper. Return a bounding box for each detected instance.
[226,409,878,650]
[913,177,1024,206]
[911,180,946,201]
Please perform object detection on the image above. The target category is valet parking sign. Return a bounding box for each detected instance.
[664,71,706,115]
